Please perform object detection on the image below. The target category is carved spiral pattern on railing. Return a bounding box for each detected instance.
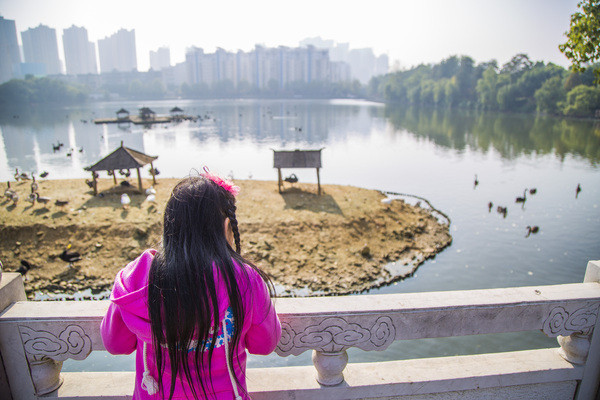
[20,324,92,362]
[276,316,396,356]
[542,303,599,337]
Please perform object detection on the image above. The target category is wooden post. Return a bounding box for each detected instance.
[150,162,156,185]
[112,170,117,185]
[277,168,283,193]
[136,168,142,192]
[316,168,321,195]
[91,172,97,195]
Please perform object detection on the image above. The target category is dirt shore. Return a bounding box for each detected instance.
[0,178,452,298]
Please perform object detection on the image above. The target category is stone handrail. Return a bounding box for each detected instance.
[0,260,599,400]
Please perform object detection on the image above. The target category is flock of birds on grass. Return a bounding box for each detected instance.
[474,174,583,238]
[2,169,64,207]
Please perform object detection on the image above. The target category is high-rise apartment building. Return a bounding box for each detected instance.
[0,16,21,83]
[62,25,97,75]
[149,47,171,71]
[21,24,62,75]
[97,29,137,73]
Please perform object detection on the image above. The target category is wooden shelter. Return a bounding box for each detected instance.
[84,141,158,195]
[139,107,156,121]
[169,106,184,115]
[273,149,323,195]
[116,108,129,120]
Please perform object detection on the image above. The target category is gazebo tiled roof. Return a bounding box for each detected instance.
[170,106,184,113]
[85,143,157,172]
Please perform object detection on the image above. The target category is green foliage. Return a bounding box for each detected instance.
[559,0,600,82]
[562,84,600,116]
[534,76,566,114]
[0,77,87,105]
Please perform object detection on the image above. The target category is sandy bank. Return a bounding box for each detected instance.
[0,178,452,298]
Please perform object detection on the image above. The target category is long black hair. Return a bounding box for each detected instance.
[148,175,274,399]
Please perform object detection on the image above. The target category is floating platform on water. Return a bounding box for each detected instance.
[93,115,198,125]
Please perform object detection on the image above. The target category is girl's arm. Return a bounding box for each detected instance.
[244,272,282,355]
[100,302,137,355]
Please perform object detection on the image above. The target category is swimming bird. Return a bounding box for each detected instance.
[121,193,131,209]
[284,174,298,184]
[525,225,540,238]
[66,149,73,157]
[576,183,582,198]
[529,188,537,195]
[40,171,49,178]
[496,206,507,218]
[79,147,83,152]
[52,143,61,152]
[59,245,81,263]
[474,174,479,188]
[515,189,527,203]
[488,202,493,212]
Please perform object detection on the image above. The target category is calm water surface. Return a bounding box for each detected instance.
[1,99,599,371]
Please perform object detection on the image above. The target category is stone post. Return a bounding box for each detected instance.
[312,349,348,386]
[0,273,27,400]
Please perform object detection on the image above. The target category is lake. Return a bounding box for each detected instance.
[1,99,599,371]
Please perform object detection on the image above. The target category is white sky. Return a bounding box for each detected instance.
[0,0,580,72]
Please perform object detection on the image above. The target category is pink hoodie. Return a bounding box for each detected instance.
[101,249,281,399]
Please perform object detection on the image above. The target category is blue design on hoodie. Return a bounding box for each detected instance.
[187,307,235,352]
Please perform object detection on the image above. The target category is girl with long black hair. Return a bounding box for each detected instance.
[101,171,281,399]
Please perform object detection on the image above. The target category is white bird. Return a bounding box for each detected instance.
[381,197,393,204]
[120,193,131,209]
[145,193,156,203]
[145,187,156,195]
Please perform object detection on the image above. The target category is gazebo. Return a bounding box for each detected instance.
[84,141,158,195]
[116,108,129,120]
[169,106,184,116]
[139,107,156,121]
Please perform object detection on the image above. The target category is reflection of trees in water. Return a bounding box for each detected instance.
[385,106,600,165]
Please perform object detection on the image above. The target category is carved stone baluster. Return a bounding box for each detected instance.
[312,349,348,386]
[29,357,64,395]
[557,333,591,365]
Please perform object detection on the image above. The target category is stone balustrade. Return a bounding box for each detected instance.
[0,260,599,400]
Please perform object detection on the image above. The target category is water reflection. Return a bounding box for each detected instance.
[385,106,600,164]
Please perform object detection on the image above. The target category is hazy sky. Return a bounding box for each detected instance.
[0,0,580,72]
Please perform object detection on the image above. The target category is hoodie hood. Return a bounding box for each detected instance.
[110,249,156,342]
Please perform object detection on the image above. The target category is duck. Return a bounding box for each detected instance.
[40,171,49,178]
[121,193,131,209]
[17,260,38,276]
[284,174,298,184]
[59,245,81,263]
[529,188,537,195]
[145,193,156,203]
[576,183,582,198]
[515,189,527,203]
[496,205,507,218]
[474,174,479,187]
[66,149,73,157]
[119,169,131,178]
[525,225,540,238]
[488,201,493,212]
[85,179,95,189]
[52,143,61,152]
[55,199,69,206]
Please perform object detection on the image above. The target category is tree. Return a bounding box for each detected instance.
[562,84,600,116]
[534,76,566,114]
[559,0,600,82]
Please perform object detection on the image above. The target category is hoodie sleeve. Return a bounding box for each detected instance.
[101,301,137,355]
[244,270,281,355]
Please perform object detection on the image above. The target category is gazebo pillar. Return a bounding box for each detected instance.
[91,171,97,195]
[112,171,117,185]
[136,168,143,192]
[150,162,156,185]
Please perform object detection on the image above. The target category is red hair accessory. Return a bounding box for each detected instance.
[201,167,240,196]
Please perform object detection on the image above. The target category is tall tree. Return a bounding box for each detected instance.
[559,0,600,82]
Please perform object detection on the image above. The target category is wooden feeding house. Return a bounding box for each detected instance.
[139,107,156,121]
[116,108,129,120]
[84,141,158,195]
[273,149,323,195]
[169,106,184,122]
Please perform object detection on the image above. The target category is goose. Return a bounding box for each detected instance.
[26,192,36,204]
[35,192,51,205]
[30,174,38,192]
[3,181,15,199]
[85,179,95,189]
[52,143,61,152]
[59,245,81,263]
[496,206,507,217]
[55,199,69,206]
[515,189,527,203]
[525,225,540,238]
[284,174,298,184]
[121,193,131,209]
[10,192,19,205]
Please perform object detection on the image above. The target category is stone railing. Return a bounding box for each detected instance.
[1,260,599,400]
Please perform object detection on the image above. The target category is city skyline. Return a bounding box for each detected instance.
[0,0,580,73]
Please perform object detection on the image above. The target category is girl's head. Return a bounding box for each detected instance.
[161,173,241,258]
[149,171,272,400]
